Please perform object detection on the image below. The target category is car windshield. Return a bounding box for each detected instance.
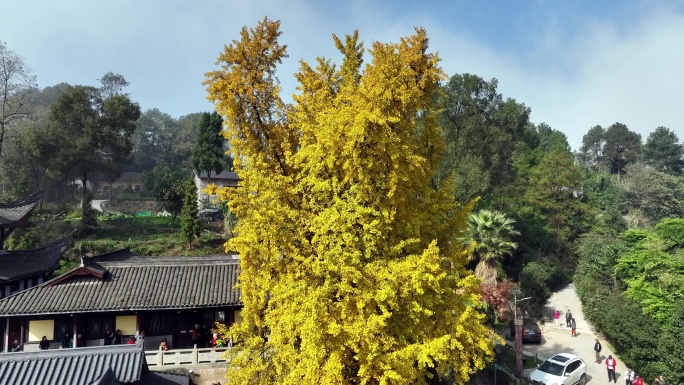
[538,360,565,376]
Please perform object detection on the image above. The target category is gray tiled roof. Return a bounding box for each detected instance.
[0,191,43,209]
[0,344,146,385]
[0,191,42,226]
[0,236,73,283]
[0,255,241,316]
[196,170,240,181]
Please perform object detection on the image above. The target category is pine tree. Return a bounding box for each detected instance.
[180,177,201,244]
[191,111,227,178]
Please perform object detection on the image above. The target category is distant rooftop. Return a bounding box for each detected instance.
[196,170,240,181]
[0,191,43,228]
[0,235,72,283]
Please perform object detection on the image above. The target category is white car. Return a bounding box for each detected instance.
[529,353,587,385]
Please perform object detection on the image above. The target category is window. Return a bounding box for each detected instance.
[144,313,174,335]
[215,311,226,322]
[54,318,72,340]
[565,360,581,374]
[85,315,115,340]
[28,319,55,341]
[116,315,137,335]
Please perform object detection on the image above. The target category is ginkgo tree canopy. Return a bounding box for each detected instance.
[204,17,498,385]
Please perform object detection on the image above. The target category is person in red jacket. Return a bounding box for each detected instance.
[606,354,617,383]
[634,375,644,385]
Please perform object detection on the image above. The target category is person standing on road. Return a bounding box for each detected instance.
[593,338,602,362]
[566,309,572,327]
[606,354,618,383]
[625,368,633,385]
[570,318,577,337]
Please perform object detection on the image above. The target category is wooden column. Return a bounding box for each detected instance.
[3,317,9,352]
[514,317,523,374]
[72,315,79,348]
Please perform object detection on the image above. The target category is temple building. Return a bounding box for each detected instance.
[0,248,241,353]
[0,192,75,354]
[0,192,72,300]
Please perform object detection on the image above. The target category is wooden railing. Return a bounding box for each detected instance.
[145,346,230,370]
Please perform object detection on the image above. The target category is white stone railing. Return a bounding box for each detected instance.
[145,346,230,370]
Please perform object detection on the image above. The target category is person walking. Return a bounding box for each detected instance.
[566,309,572,327]
[553,310,561,327]
[606,354,617,383]
[634,375,643,385]
[593,338,602,362]
[654,375,666,385]
[570,318,577,337]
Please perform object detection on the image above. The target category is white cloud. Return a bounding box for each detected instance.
[2,1,682,151]
[420,7,684,150]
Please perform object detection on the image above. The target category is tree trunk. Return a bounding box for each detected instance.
[81,174,88,225]
[475,259,499,286]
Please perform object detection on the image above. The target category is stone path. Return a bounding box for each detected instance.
[522,283,627,384]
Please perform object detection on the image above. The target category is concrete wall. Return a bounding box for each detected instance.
[189,367,229,385]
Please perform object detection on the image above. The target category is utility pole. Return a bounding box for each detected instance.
[511,289,531,375]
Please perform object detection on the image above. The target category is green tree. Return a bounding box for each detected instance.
[643,126,683,175]
[622,163,684,223]
[39,85,140,225]
[131,108,178,172]
[657,299,684,384]
[173,112,203,168]
[98,71,130,99]
[180,177,201,244]
[437,73,530,203]
[614,225,684,323]
[526,148,587,256]
[141,164,189,224]
[0,41,37,156]
[574,235,662,379]
[578,125,606,171]
[204,18,498,384]
[191,111,228,178]
[466,209,520,285]
[535,122,570,153]
[603,122,642,180]
[519,260,564,319]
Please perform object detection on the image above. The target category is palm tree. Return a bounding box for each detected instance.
[465,209,520,285]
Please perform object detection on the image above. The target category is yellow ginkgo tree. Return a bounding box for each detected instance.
[204,17,498,385]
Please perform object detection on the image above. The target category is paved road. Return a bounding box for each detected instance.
[92,199,106,212]
[522,283,627,384]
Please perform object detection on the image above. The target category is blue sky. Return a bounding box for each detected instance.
[2,0,683,150]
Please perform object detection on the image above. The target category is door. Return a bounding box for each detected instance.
[8,318,22,347]
[175,314,202,349]
[563,360,581,384]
